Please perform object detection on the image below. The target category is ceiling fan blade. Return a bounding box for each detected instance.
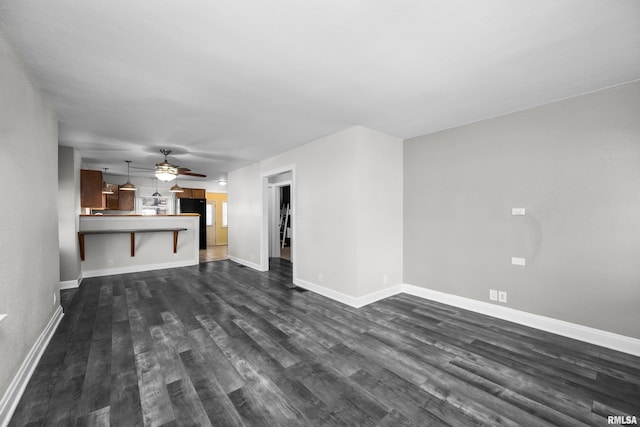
[177,167,191,173]
[179,171,207,178]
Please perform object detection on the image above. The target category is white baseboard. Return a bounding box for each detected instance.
[401,284,640,357]
[59,279,78,290]
[82,260,198,278]
[285,278,640,357]
[0,306,64,426]
[228,256,266,272]
[294,278,401,308]
[60,274,83,290]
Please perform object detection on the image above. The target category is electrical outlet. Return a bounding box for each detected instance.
[511,257,526,266]
[498,291,507,303]
[383,275,388,285]
[107,259,114,266]
[318,273,323,282]
[511,208,526,216]
[489,289,498,301]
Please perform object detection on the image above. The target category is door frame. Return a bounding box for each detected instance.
[206,200,216,247]
[261,165,295,274]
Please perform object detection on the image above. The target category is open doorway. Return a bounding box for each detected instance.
[262,167,295,273]
[270,184,291,261]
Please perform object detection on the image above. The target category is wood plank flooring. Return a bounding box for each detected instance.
[10,259,640,426]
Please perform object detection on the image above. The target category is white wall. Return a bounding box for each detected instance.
[58,146,81,285]
[228,163,263,269]
[355,127,403,296]
[228,126,403,300]
[0,30,60,407]
[404,80,640,339]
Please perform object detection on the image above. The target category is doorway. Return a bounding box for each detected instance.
[262,167,295,274]
[270,184,291,260]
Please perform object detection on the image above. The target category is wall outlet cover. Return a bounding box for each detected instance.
[489,289,498,301]
[512,208,526,216]
[498,291,507,303]
[511,257,526,266]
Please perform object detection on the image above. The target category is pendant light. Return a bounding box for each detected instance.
[102,168,114,194]
[152,178,162,197]
[120,160,137,191]
[169,177,184,193]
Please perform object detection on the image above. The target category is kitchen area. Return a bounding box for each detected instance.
[78,168,213,277]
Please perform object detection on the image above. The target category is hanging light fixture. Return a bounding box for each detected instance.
[102,168,114,194]
[120,160,137,191]
[152,178,162,197]
[169,177,184,193]
[155,149,178,182]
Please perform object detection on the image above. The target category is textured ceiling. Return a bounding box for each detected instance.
[1,0,639,181]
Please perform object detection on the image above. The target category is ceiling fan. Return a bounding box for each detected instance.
[133,149,207,181]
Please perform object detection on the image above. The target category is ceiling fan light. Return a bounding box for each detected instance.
[218,179,227,186]
[155,150,179,181]
[155,171,177,181]
[155,162,178,182]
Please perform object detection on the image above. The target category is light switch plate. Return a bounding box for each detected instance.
[512,208,526,216]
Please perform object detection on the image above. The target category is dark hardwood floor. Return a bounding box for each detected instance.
[10,259,640,426]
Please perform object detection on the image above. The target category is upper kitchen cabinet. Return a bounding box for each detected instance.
[175,188,206,199]
[80,169,104,208]
[104,184,135,210]
[118,185,135,210]
[105,184,119,209]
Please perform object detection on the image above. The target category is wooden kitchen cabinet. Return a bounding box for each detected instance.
[104,185,136,210]
[191,188,206,198]
[118,186,135,210]
[174,188,192,199]
[175,188,206,199]
[81,169,104,208]
[105,184,119,209]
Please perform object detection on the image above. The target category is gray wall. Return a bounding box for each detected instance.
[404,80,640,339]
[58,146,81,283]
[0,31,60,397]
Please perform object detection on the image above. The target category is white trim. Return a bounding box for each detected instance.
[401,284,640,357]
[260,165,297,179]
[282,278,640,357]
[81,260,198,278]
[293,278,402,309]
[228,256,266,272]
[0,306,64,426]
[260,165,296,274]
[59,279,79,290]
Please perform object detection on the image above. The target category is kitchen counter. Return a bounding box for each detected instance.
[79,215,199,277]
[80,213,200,216]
